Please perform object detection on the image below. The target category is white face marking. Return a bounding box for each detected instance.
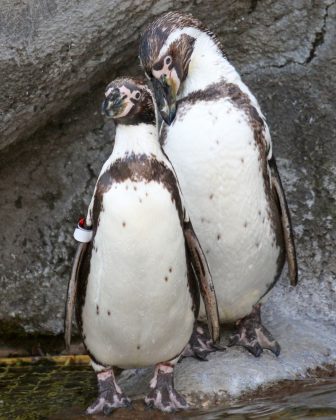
[116,85,134,118]
[152,61,180,97]
[152,56,170,81]
[158,27,200,58]
[105,87,114,97]
[151,28,199,95]
[104,84,144,118]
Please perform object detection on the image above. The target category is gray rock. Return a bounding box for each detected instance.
[118,318,336,404]
[0,0,335,399]
[0,0,332,150]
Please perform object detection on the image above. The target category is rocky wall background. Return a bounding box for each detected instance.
[0,0,335,336]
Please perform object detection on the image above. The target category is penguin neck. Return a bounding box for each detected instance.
[112,122,161,160]
[178,33,254,103]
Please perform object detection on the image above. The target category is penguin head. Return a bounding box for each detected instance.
[139,11,216,125]
[102,78,156,126]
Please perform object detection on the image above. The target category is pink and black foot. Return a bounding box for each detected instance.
[229,303,281,357]
[145,363,188,413]
[182,323,225,361]
[86,369,131,415]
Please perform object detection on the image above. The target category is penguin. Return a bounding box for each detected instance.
[64,77,219,414]
[139,11,298,357]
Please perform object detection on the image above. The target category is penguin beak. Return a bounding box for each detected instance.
[101,99,111,116]
[101,92,123,118]
[151,77,177,125]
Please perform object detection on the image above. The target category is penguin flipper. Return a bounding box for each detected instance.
[184,221,220,343]
[269,156,298,286]
[64,242,88,352]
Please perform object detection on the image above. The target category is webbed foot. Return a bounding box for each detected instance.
[182,323,225,361]
[145,363,188,413]
[229,303,280,357]
[87,369,131,415]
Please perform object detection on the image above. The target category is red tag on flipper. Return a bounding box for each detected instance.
[74,216,92,242]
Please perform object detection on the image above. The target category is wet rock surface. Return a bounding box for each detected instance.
[1,350,336,418]
[119,319,336,402]
[0,0,335,399]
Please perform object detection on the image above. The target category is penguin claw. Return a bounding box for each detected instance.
[231,338,263,358]
[86,395,132,415]
[228,304,281,357]
[182,323,225,361]
[145,387,188,413]
[86,370,131,415]
[145,363,188,413]
[193,349,210,361]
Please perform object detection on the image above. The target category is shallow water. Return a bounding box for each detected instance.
[1,364,336,419]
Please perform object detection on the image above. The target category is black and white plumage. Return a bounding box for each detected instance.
[65,77,219,413]
[139,12,297,357]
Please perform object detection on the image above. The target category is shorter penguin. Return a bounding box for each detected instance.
[64,77,219,414]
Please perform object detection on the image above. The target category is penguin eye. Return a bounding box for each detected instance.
[165,55,172,66]
[133,91,141,100]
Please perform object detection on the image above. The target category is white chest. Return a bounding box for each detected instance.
[163,98,282,322]
[82,180,194,368]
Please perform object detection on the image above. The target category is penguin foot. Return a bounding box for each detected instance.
[228,303,281,357]
[182,324,225,361]
[145,363,188,413]
[86,369,131,415]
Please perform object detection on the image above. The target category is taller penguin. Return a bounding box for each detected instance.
[139,12,297,357]
[65,77,219,414]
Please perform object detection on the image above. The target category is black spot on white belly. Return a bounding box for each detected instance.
[122,221,126,227]
[96,305,99,315]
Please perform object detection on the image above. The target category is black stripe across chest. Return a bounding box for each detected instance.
[92,153,184,231]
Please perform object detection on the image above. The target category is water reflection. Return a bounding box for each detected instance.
[1,364,336,419]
